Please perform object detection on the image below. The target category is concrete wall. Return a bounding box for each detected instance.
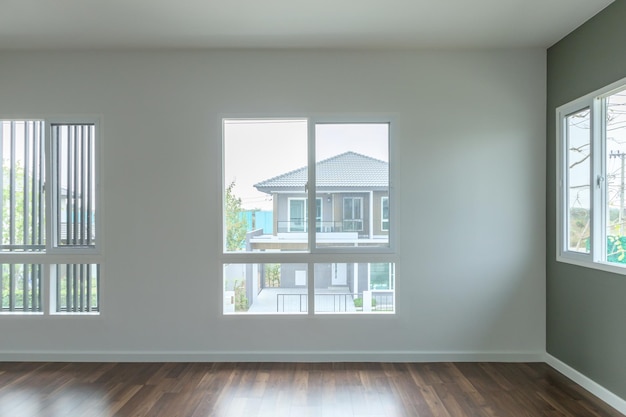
[0,49,545,361]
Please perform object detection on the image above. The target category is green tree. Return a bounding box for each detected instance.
[2,163,26,246]
[2,163,29,309]
[264,263,280,287]
[234,280,249,312]
[225,181,248,251]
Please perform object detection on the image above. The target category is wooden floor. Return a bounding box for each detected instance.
[0,362,623,417]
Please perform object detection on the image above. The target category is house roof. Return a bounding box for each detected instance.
[254,151,388,193]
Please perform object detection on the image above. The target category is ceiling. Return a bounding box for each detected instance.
[0,0,614,50]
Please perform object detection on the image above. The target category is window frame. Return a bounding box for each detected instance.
[309,119,396,255]
[48,120,102,256]
[0,117,103,315]
[221,115,398,315]
[556,76,626,275]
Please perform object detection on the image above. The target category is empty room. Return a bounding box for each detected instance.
[0,0,625,416]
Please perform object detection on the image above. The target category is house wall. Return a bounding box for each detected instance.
[0,49,545,361]
[547,0,626,398]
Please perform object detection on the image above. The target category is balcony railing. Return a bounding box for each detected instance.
[276,292,394,313]
[276,221,365,234]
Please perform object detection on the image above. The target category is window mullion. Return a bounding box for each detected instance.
[308,119,316,253]
[45,122,54,253]
[307,119,315,314]
[592,97,606,263]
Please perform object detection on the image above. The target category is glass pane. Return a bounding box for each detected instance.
[289,199,306,232]
[370,263,391,289]
[55,264,99,313]
[0,121,46,252]
[315,123,390,249]
[52,124,96,248]
[1,264,43,313]
[566,109,591,253]
[605,91,626,263]
[223,263,308,314]
[223,119,308,253]
[314,263,395,313]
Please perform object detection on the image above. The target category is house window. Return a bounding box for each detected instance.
[557,78,626,273]
[288,198,322,232]
[343,197,363,232]
[223,118,395,314]
[51,124,97,249]
[381,197,389,231]
[288,198,306,232]
[369,263,393,290]
[0,120,100,314]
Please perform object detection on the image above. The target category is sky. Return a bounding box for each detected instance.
[224,119,389,210]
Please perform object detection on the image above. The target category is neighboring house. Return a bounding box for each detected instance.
[233,152,394,313]
[253,151,389,247]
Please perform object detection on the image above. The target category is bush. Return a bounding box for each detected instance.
[353,297,377,308]
[234,280,249,312]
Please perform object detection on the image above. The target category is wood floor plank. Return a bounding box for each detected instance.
[0,362,623,417]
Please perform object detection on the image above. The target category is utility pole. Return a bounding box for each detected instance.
[610,150,626,235]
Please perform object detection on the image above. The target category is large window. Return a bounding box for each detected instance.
[557,78,626,273]
[222,118,395,314]
[0,120,100,314]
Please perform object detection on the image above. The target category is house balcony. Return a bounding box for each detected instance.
[276,220,369,234]
[248,221,388,251]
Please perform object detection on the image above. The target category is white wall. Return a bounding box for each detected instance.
[0,49,546,361]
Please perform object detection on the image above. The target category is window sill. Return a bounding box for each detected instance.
[556,255,626,276]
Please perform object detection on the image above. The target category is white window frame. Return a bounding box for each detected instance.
[221,116,397,315]
[557,76,626,276]
[0,117,103,315]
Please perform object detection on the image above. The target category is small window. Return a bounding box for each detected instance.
[343,197,363,232]
[288,198,307,232]
[223,263,308,314]
[53,264,100,313]
[557,78,626,273]
[51,124,97,250]
[1,264,43,313]
[313,262,395,314]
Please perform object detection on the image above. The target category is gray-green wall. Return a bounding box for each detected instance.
[548,0,626,399]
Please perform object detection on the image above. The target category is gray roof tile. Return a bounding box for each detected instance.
[254,151,388,192]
